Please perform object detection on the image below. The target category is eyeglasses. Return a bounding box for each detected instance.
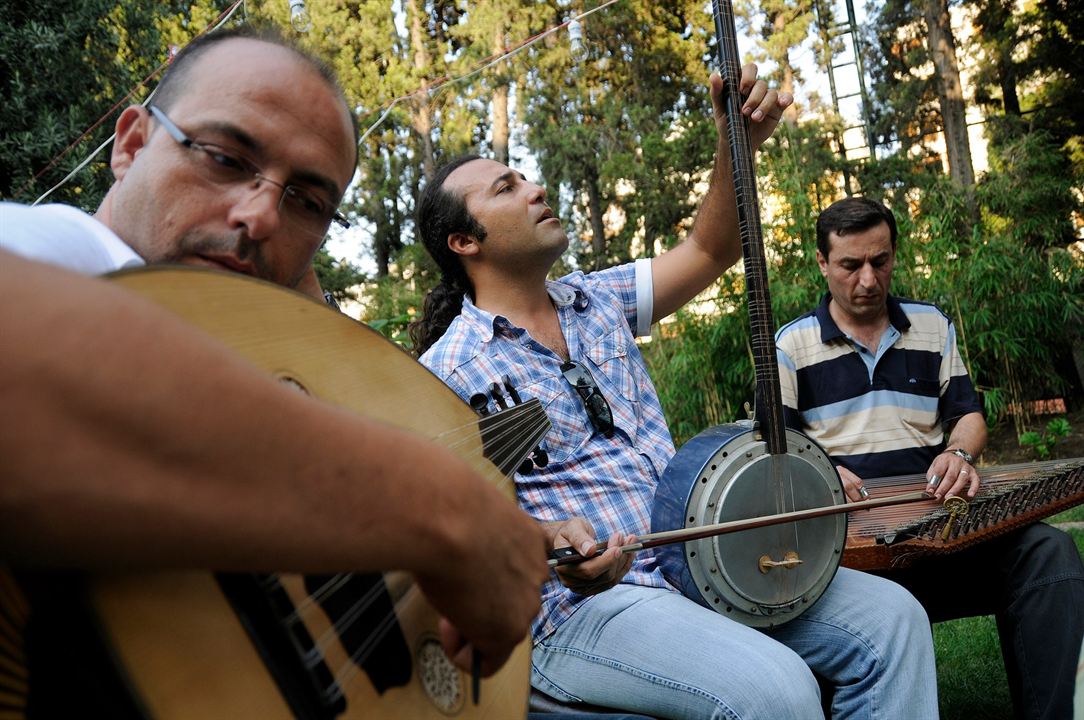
[560,360,614,438]
[148,105,350,240]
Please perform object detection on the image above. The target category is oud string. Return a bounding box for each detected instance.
[265,404,551,695]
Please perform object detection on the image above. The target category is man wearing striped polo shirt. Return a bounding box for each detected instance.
[776,196,1084,720]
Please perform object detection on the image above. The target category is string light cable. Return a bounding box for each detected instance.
[27,0,248,206]
[28,0,622,204]
[357,0,621,145]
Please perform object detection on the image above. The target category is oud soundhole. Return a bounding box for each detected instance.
[416,635,465,714]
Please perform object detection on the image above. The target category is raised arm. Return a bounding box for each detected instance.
[649,65,792,324]
[0,250,546,675]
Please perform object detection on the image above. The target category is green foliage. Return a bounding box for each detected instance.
[521,0,715,269]
[3,0,1081,442]
[0,0,179,206]
[978,130,1081,251]
[356,242,436,347]
[311,246,365,304]
[1019,417,1072,460]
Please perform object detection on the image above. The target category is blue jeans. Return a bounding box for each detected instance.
[531,568,937,720]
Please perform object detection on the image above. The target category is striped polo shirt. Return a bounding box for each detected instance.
[775,294,982,478]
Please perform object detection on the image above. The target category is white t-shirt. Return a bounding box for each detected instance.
[0,202,144,274]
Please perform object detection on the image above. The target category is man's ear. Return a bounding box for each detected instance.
[110,106,152,181]
[816,249,829,278]
[448,232,481,258]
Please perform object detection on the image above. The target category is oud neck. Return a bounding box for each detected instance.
[713,0,786,455]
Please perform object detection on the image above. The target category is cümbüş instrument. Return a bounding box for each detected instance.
[649,0,847,629]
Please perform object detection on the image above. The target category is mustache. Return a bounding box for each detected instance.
[169,231,274,280]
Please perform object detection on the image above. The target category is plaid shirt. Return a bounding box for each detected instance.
[420,261,678,641]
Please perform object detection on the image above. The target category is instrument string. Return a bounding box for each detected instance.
[259,405,550,699]
[847,459,1083,538]
[331,582,425,700]
[712,0,808,605]
[284,409,548,612]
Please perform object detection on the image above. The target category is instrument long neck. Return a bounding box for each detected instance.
[713,0,786,455]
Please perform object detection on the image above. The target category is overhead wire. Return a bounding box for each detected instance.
[357,0,622,145]
[25,0,623,204]
[27,0,248,205]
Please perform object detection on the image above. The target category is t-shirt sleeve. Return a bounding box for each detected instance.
[938,320,983,423]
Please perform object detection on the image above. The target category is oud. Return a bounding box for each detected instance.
[0,267,549,719]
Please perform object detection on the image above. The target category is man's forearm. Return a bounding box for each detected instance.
[0,251,506,576]
[944,412,987,459]
[685,133,743,270]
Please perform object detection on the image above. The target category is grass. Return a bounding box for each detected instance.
[934,522,1083,719]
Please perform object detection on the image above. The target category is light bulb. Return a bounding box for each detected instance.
[568,17,584,60]
[288,0,312,32]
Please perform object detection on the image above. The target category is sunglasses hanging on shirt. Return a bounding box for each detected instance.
[560,360,615,439]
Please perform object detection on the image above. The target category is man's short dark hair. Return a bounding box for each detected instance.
[816,197,898,258]
[152,24,359,167]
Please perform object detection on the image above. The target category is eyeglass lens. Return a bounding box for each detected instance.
[149,105,345,239]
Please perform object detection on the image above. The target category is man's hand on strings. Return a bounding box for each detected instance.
[926,452,980,500]
[415,464,549,677]
[545,517,635,596]
[837,465,872,503]
[708,63,793,153]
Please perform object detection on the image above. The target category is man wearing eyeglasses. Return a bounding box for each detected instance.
[0,24,555,706]
[412,68,939,718]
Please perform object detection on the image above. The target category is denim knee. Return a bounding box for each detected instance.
[717,642,822,717]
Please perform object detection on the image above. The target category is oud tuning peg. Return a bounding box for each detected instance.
[502,375,523,404]
[469,393,490,416]
[490,382,508,410]
[531,448,549,468]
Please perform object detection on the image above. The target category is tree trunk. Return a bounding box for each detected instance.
[772,10,799,126]
[924,0,975,189]
[997,55,1021,116]
[585,169,606,268]
[492,24,510,165]
[409,0,435,180]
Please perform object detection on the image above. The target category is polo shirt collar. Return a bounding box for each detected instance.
[815,292,912,344]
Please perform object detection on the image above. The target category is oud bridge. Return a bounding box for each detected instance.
[758,550,803,574]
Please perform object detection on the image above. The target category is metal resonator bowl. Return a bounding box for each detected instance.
[652,423,846,628]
